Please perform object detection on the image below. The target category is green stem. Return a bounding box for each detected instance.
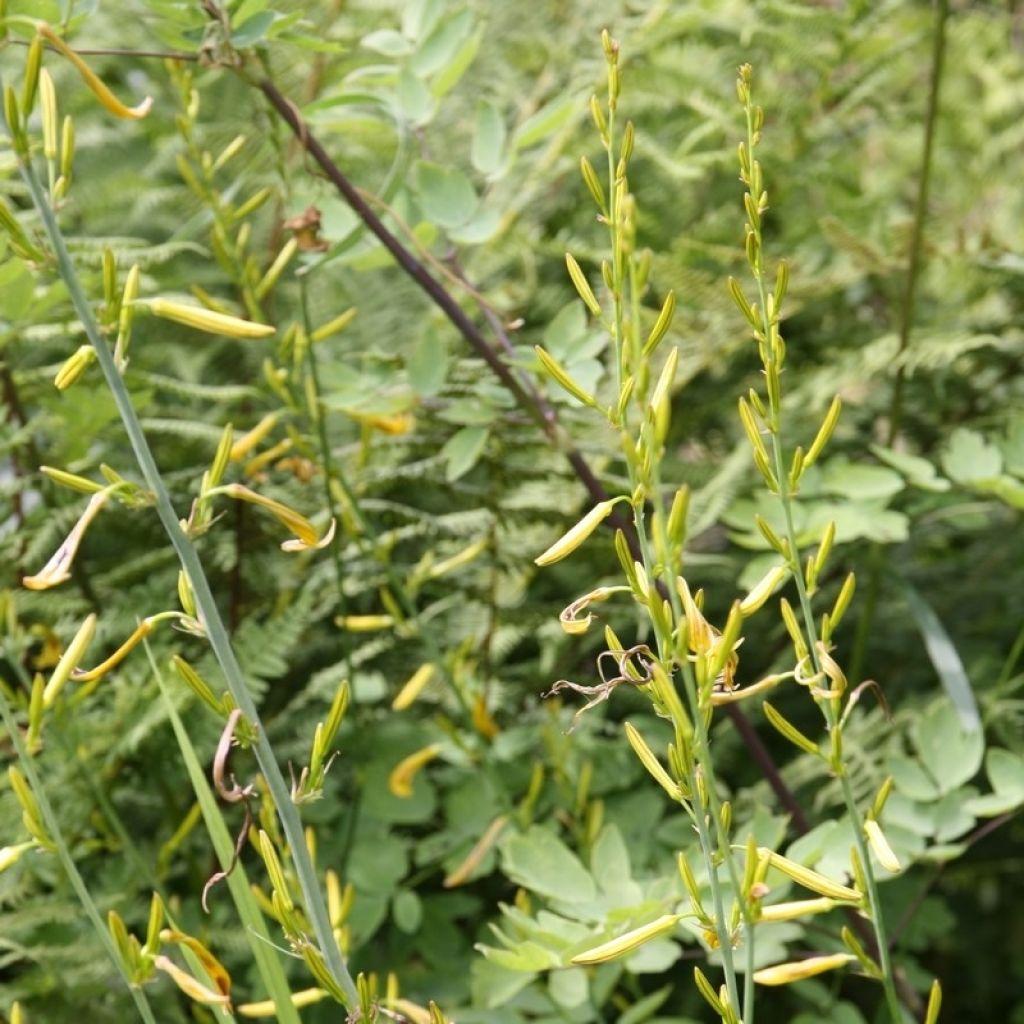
[18,155,357,1006]
[0,686,159,1023]
[744,92,904,1024]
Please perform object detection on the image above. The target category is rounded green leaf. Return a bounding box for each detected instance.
[413,160,480,229]
[500,826,596,903]
[472,101,508,177]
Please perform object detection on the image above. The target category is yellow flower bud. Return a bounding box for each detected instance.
[238,988,328,1017]
[864,819,901,873]
[571,914,681,965]
[145,297,275,338]
[535,499,618,567]
[392,663,436,711]
[753,952,855,987]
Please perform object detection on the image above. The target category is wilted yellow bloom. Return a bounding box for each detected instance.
[558,586,625,635]
[535,500,618,566]
[864,819,901,873]
[392,999,432,1024]
[38,24,153,119]
[153,955,231,1007]
[392,663,436,711]
[216,483,335,551]
[159,929,231,998]
[388,744,442,798]
[23,489,111,590]
[280,517,336,553]
[471,693,499,739]
[145,298,275,338]
[753,952,855,986]
[571,914,681,965]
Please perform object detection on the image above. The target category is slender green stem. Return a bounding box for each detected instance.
[648,464,755,1020]
[995,619,1024,694]
[742,88,903,1024]
[17,154,357,1006]
[0,686,159,1023]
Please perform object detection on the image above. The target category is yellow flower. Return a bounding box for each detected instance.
[216,483,335,551]
[388,744,442,798]
[23,489,111,590]
[38,23,153,120]
[153,955,231,1008]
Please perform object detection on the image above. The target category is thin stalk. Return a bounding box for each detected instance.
[632,507,741,1012]
[144,639,303,1024]
[743,90,903,1024]
[252,69,813,845]
[649,461,756,1020]
[0,687,159,1023]
[17,157,357,1006]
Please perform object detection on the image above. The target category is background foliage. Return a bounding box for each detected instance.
[1,1,1023,1022]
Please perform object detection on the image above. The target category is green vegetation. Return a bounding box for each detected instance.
[1,2,1022,1022]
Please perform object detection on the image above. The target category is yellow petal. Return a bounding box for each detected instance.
[388,744,442,798]
[281,517,336,552]
[23,489,111,590]
[38,24,153,120]
[153,955,231,1007]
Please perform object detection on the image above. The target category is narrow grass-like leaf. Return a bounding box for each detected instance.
[146,644,302,1024]
[903,579,981,732]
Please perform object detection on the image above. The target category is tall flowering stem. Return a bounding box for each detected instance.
[5,77,358,1009]
[733,64,903,1022]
